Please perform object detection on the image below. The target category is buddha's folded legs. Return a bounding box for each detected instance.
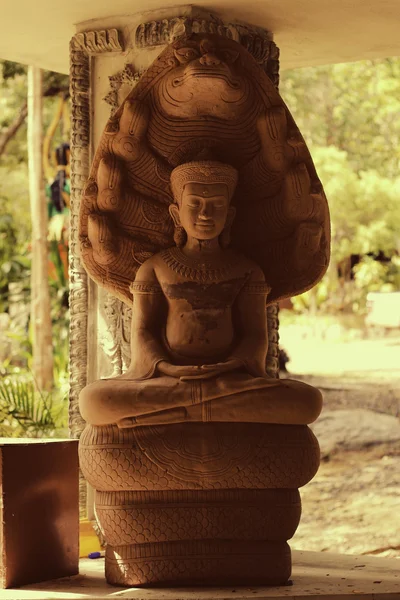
[80,372,322,427]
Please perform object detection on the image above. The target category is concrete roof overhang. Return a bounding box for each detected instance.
[1,0,400,73]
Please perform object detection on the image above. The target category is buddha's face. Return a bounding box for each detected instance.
[170,182,233,241]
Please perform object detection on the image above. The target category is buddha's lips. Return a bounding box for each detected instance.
[195,221,215,228]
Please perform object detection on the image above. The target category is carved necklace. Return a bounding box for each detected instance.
[161,247,238,282]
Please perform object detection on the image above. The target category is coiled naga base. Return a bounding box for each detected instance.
[80,422,320,586]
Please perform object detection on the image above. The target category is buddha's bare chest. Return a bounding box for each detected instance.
[160,276,247,311]
[160,279,239,358]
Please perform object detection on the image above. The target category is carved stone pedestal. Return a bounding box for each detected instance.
[79,423,319,586]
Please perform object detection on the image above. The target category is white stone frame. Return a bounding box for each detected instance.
[68,28,123,439]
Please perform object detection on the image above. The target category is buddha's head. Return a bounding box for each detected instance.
[169,161,238,246]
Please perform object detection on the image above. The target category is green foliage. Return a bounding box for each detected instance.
[0,213,30,312]
[47,237,69,381]
[42,72,70,96]
[0,67,28,163]
[0,326,32,373]
[0,61,70,315]
[281,60,400,314]
[0,59,69,170]
[280,58,400,178]
[354,255,400,292]
[0,373,68,438]
[0,60,71,438]
[311,146,400,263]
[0,62,32,281]
[1,61,26,80]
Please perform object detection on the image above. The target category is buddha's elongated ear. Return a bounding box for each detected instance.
[227,206,236,222]
[169,203,181,226]
[220,206,236,248]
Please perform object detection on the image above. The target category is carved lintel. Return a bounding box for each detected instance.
[135,17,278,86]
[136,16,228,47]
[72,28,123,54]
[135,17,273,48]
[68,27,124,439]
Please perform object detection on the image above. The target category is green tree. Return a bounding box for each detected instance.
[0,60,70,388]
[0,60,70,274]
[280,59,400,314]
[281,59,400,178]
[292,146,400,312]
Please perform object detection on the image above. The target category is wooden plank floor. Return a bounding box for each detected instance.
[2,550,399,599]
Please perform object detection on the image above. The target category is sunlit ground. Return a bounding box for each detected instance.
[279,313,400,559]
[280,317,400,378]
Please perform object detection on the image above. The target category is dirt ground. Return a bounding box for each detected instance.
[280,330,400,559]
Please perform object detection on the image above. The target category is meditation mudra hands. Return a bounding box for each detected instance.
[157,358,244,380]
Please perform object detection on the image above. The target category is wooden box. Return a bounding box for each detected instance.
[0,438,79,588]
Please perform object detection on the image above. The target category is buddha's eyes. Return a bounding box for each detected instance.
[183,194,227,210]
[186,202,226,210]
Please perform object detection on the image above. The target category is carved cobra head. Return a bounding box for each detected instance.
[156,38,252,119]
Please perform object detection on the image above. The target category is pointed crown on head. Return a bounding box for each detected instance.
[170,161,238,204]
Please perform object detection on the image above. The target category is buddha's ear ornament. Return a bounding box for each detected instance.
[220,207,236,249]
[79,33,330,305]
[173,225,186,248]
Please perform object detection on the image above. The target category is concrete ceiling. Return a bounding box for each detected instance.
[1,0,400,73]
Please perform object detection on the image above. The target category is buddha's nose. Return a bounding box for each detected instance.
[199,52,221,67]
[198,207,212,219]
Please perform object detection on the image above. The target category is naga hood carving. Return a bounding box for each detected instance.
[79,33,330,304]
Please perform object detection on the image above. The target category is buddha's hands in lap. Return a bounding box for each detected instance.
[158,359,244,381]
[185,359,244,380]
[157,361,205,379]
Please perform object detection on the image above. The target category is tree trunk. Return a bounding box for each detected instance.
[0,102,27,159]
[28,66,54,391]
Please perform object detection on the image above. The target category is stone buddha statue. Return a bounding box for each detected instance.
[79,160,321,430]
[78,32,329,587]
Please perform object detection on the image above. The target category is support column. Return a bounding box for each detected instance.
[28,66,54,391]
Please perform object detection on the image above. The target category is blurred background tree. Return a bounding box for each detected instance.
[280,58,400,315]
[280,59,400,177]
[0,60,70,437]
